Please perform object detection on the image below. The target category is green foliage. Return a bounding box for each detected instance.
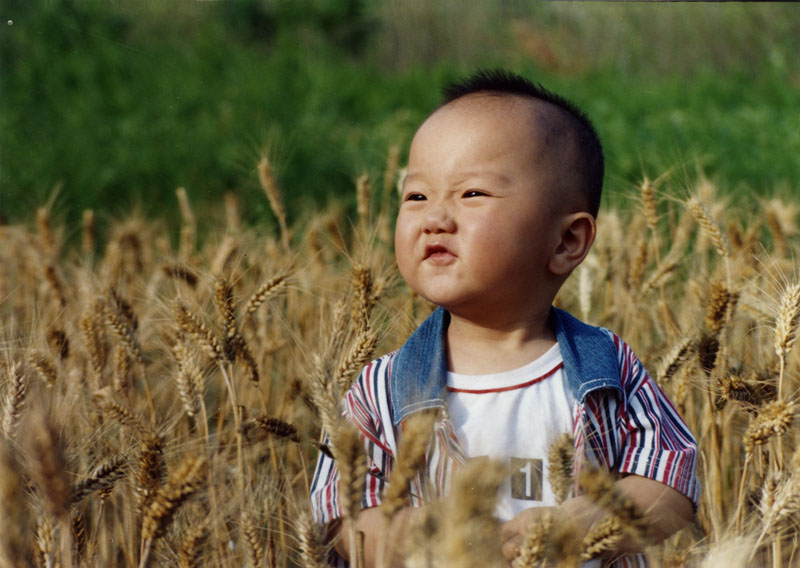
[1,1,798,235]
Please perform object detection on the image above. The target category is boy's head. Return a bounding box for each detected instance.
[395,69,603,319]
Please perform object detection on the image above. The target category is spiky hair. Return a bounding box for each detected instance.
[441,69,604,217]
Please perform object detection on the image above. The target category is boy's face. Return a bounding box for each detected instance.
[395,95,573,319]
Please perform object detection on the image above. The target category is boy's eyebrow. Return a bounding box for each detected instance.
[403,169,511,186]
[454,170,511,185]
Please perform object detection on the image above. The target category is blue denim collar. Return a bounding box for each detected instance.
[389,307,622,426]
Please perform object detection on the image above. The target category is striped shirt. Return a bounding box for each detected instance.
[310,327,699,567]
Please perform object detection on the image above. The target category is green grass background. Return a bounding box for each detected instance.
[1,1,798,238]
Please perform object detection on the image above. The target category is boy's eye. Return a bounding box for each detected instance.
[463,190,487,198]
[404,193,426,202]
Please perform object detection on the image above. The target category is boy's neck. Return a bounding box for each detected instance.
[445,306,557,375]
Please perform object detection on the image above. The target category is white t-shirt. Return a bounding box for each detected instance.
[446,343,574,522]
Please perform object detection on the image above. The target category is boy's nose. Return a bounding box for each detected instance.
[422,203,456,234]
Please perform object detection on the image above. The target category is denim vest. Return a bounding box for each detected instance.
[389,307,624,426]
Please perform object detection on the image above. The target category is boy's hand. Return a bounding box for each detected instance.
[499,475,694,564]
[333,506,425,568]
[500,506,557,562]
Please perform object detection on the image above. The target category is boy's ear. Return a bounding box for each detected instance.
[548,212,596,276]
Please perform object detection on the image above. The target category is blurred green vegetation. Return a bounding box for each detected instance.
[1,0,798,238]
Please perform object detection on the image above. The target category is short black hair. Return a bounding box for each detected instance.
[441,69,604,217]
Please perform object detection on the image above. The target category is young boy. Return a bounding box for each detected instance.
[310,70,698,567]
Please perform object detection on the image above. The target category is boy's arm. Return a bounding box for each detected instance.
[500,474,693,561]
[501,332,699,562]
[309,355,400,563]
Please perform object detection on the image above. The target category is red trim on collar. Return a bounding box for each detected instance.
[446,362,564,394]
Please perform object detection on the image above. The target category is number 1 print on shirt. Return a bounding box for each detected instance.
[510,457,543,501]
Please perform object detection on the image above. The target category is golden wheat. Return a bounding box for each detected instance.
[1,167,800,566]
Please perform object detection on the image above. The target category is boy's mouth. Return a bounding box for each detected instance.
[424,244,455,261]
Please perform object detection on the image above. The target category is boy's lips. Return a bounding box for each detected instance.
[423,244,456,262]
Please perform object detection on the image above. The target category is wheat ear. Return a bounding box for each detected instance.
[775,282,800,399]
[258,155,290,252]
[72,510,87,563]
[705,280,735,336]
[36,206,55,256]
[2,362,27,439]
[0,441,30,567]
[687,196,731,259]
[247,414,300,443]
[296,511,328,568]
[46,328,69,360]
[28,351,57,388]
[175,301,224,362]
[25,409,73,567]
[513,512,554,568]
[134,434,166,514]
[440,458,506,567]
[336,327,378,391]
[162,264,199,287]
[656,337,694,383]
[140,455,207,568]
[71,455,128,504]
[381,412,436,519]
[579,468,649,548]
[178,518,208,568]
[245,272,289,315]
[640,177,659,230]
[753,472,800,554]
[80,309,106,377]
[176,187,196,258]
[104,301,144,363]
[241,510,264,567]
[548,433,575,505]
[744,399,795,455]
[173,341,202,418]
[581,515,625,561]
[82,209,95,255]
[214,275,238,361]
[356,173,371,233]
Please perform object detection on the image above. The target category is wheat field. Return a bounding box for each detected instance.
[2,157,800,567]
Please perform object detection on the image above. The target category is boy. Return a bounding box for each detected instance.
[311,70,698,567]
